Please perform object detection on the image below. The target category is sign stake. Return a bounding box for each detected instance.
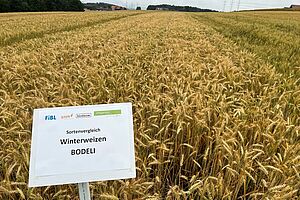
[78,182,91,200]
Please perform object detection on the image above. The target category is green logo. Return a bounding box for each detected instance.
[94,110,121,116]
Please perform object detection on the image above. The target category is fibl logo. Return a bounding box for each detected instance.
[45,115,56,121]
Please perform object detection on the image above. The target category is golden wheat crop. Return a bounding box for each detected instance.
[0,11,299,199]
[0,11,142,47]
[192,11,300,78]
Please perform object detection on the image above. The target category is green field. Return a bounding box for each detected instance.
[0,11,299,199]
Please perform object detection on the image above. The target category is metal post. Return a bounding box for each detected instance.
[78,182,91,200]
[230,0,234,11]
[237,0,241,11]
[223,0,227,12]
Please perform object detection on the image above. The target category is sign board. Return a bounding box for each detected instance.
[29,103,136,187]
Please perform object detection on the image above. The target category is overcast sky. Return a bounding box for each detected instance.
[81,0,300,11]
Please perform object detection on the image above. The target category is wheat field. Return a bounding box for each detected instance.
[0,11,299,199]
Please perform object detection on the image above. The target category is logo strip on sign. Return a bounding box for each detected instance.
[94,110,121,116]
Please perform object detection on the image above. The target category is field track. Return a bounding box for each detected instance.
[0,11,299,199]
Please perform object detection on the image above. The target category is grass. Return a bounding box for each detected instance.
[0,11,299,199]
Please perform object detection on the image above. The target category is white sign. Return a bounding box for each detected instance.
[29,103,136,187]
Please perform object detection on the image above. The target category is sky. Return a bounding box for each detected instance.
[81,0,300,11]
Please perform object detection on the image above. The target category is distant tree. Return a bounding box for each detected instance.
[9,0,24,12]
[0,0,84,12]
[136,6,141,10]
[147,5,156,10]
[0,0,10,12]
[44,0,56,11]
[67,0,84,11]
[20,1,31,11]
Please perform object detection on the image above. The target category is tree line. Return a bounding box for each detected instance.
[147,4,218,12]
[0,0,84,12]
